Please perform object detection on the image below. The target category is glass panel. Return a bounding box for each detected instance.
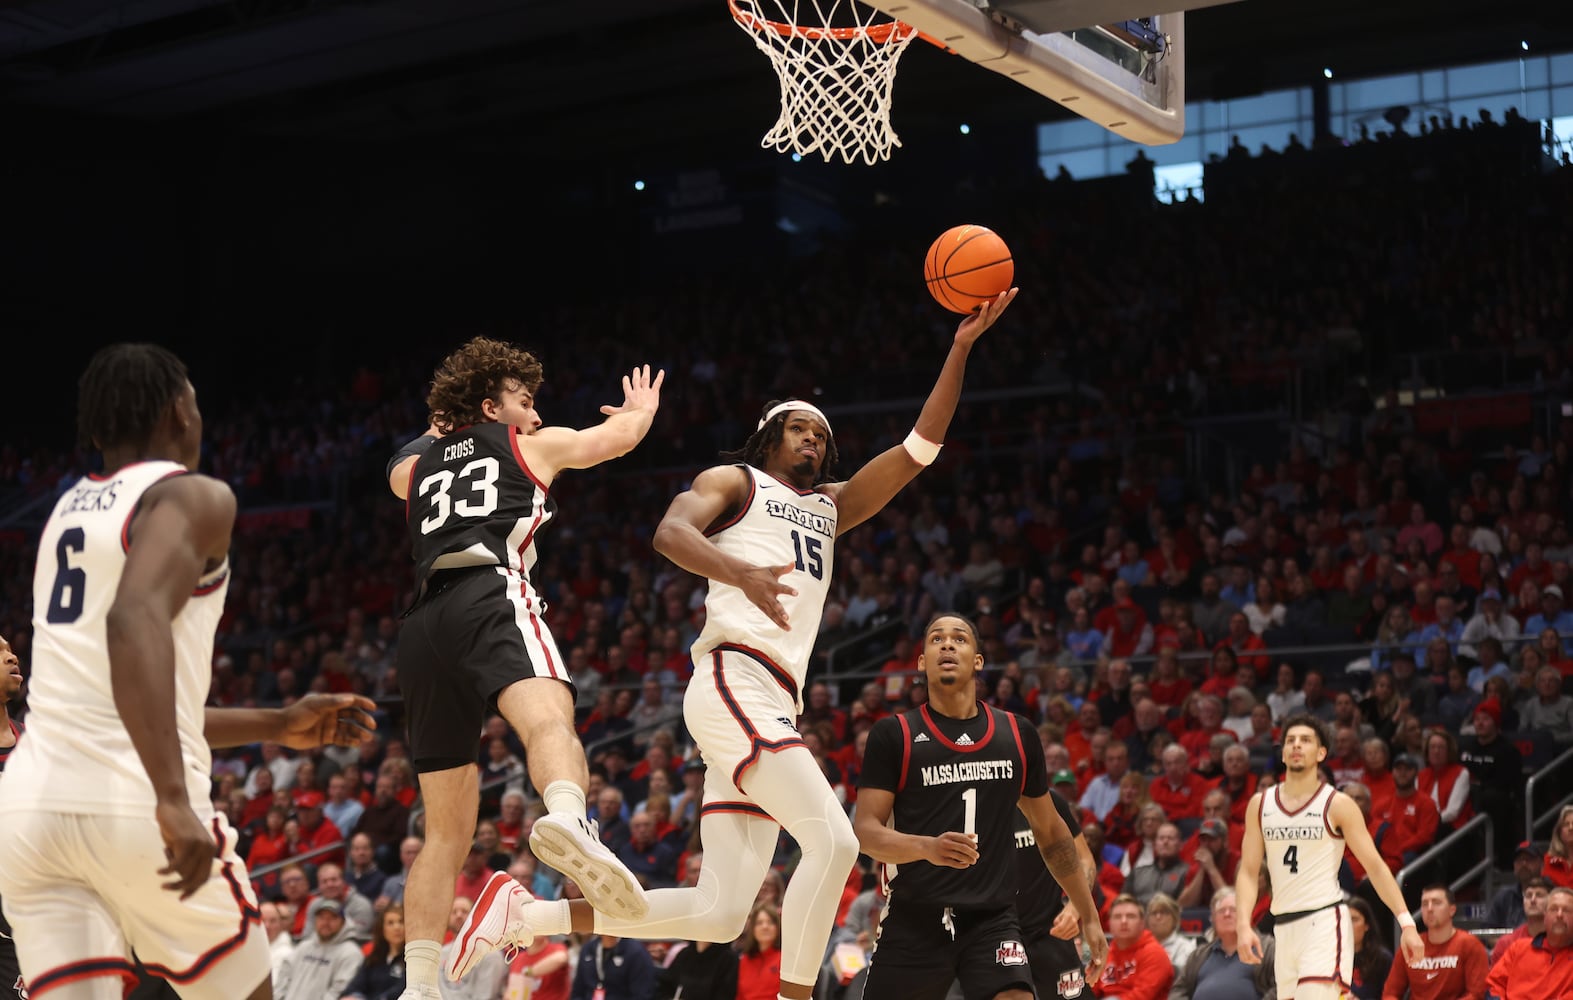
[1419,70,1445,103]
[1040,147,1112,181]
[1555,86,1573,117]
[1553,54,1573,87]
[1153,161,1205,203]
[1224,90,1300,127]
[1445,60,1518,99]
[1230,123,1293,155]
[1037,119,1109,154]
[1149,132,1204,165]
[1342,72,1421,114]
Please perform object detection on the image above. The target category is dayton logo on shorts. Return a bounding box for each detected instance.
[775,717,799,732]
[12,975,27,999]
[995,940,1027,966]
[1056,969,1086,998]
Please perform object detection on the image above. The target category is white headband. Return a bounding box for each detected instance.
[759,399,832,437]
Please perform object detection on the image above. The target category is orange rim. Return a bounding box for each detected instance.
[727,0,931,45]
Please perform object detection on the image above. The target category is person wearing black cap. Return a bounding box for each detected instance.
[1177,818,1237,908]
[275,899,364,1000]
[1487,842,1546,928]
[1459,698,1524,868]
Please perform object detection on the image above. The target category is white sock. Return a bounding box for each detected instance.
[542,780,587,819]
[405,939,441,988]
[525,898,573,937]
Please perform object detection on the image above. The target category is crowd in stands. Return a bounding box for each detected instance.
[5,107,1573,1000]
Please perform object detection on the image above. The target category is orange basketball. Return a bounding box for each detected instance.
[923,224,1014,313]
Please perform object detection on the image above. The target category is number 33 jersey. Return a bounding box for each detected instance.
[691,464,835,701]
[4,461,228,816]
[404,423,558,606]
[1259,781,1345,914]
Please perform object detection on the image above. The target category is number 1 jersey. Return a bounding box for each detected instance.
[404,423,557,606]
[861,703,1048,909]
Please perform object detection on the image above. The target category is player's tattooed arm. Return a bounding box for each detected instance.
[1041,837,1081,882]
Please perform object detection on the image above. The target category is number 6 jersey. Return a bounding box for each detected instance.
[2,461,228,816]
[403,423,557,606]
[1258,781,1345,914]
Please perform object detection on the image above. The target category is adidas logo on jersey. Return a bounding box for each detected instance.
[956,733,974,746]
[913,732,931,743]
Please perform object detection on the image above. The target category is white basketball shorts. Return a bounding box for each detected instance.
[1273,902,1353,1000]
[685,643,806,811]
[0,808,268,999]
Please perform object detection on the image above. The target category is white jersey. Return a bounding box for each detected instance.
[691,464,836,702]
[0,461,227,817]
[1259,781,1345,914]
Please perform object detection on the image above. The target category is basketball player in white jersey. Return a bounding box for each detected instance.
[0,344,377,1000]
[446,290,1020,1000]
[1235,713,1424,1000]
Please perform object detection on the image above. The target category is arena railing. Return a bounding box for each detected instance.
[1392,813,1492,948]
[1525,746,1573,844]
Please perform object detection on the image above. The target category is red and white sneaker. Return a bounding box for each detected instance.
[529,814,650,919]
[444,870,534,982]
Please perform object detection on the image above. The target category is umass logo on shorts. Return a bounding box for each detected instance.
[995,940,1026,966]
[1056,969,1087,997]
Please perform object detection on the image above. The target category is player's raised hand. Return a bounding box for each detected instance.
[955,287,1018,347]
[277,693,379,750]
[925,831,980,869]
[738,562,797,630]
[601,364,666,416]
[1237,924,1264,965]
[1081,918,1109,985]
[156,799,216,899]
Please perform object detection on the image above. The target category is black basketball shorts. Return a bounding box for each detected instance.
[1025,927,1088,999]
[860,901,1033,1000]
[396,567,573,772]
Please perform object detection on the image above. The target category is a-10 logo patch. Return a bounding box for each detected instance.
[995,940,1026,966]
[1056,968,1086,997]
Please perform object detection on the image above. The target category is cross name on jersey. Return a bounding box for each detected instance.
[762,499,834,537]
[1412,955,1461,970]
[1263,824,1325,840]
[920,759,1014,786]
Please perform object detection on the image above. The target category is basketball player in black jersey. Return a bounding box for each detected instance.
[1013,790,1102,1000]
[0,633,26,999]
[855,613,1107,1000]
[386,337,664,1000]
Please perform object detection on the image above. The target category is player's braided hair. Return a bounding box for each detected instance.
[722,401,839,484]
[426,336,544,433]
[77,343,189,452]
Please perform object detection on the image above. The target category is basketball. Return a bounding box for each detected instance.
[923,224,1014,314]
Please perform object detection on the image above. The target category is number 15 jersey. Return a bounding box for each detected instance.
[1259,781,1345,914]
[691,464,835,704]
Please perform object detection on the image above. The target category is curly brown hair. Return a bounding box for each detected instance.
[426,337,544,432]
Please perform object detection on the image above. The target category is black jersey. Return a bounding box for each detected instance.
[403,422,557,605]
[860,703,1047,909]
[1013,789,1082,934]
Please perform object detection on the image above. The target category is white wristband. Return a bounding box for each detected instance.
[903,430,942,466]
[1398,913,1416,928]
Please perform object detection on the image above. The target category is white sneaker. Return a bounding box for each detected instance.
[529,814,650,919]
[443,870,535,981]
[396,987,442,1000]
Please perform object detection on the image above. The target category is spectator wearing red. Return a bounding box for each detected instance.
[1544,805,1573,890]
[1178,695,1228,768]
[1146,650,1193,711]
[1180,790,1245,864]
[799,680,848,746]
[1381,885,1488,1000]
[848,681,890,731]
[1418,728,1475,831]
[1177,818,1237,908]
[1374,753,1440,871]
[1214,612,1269,680]
[1442,524,1483,589]
[1327,724,1365,788]
[1199,646,1242,700]
[1485,884,1573,1000]
[1507,540,1556,596]
[1148,743,1210,824]
[1093,894,1174,1000]
[1103,600,1154,659]
[1361,738,1398,820]
[292,788,345,867]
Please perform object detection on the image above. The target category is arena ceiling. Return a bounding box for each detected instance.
[0,0,1569,166]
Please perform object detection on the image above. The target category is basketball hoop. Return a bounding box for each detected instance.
[729,0,926,165]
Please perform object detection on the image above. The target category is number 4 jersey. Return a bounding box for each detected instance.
[691,464,835,704]
[2,461,228,816]
[404,422,558,606]
[1259,781,1345,914]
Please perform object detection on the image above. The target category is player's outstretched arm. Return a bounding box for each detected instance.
[387,424,441,500]
[206,693,378,750]
[830,289,1017,534]
[106,474,235,899]
[1330,791,1426,965]
[1234,791,1266,965]
[652,465,797,630]
[520,364,665,483]
[851,787,980,868]
[1020,791,1108,984]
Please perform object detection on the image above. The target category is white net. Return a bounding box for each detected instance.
[729,0,920,165]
